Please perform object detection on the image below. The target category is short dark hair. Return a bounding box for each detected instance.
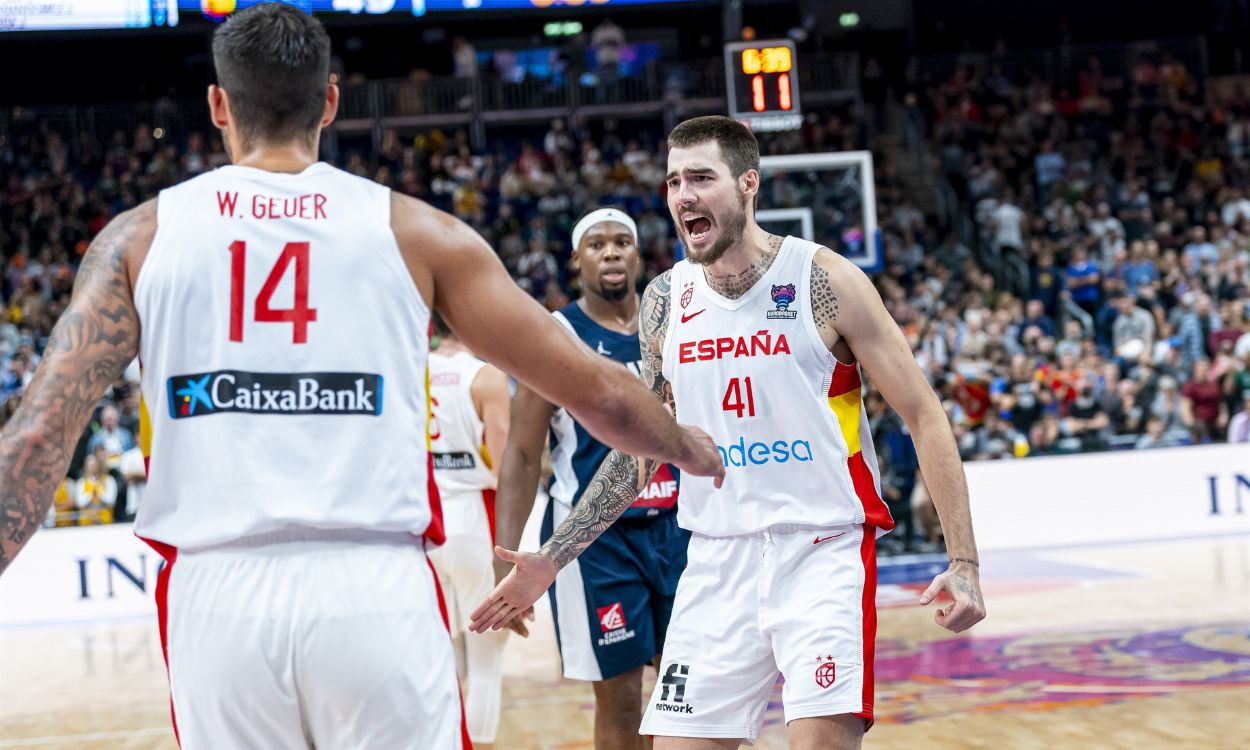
[667,116,760,178]
[212,3,331,145]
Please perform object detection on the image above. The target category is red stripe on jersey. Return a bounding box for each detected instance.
[424,449,446,545]
[138,537,181,747]
[425,554,473,749]
[828,361,862,398]
[854,524,877,730]
[423,319,446,546]
[849,452,894,531]
[482,488,497,547]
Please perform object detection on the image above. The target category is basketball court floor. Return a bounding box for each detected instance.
[2,528,1247,749]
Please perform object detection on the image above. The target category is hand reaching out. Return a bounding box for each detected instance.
[470,547,558,634]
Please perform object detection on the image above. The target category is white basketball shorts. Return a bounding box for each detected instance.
[428,489,508,745]
[145,528,468,750]
[640,523,878,745]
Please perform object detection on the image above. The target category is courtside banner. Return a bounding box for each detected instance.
[967,443,1250,551]
[0,524,158,627]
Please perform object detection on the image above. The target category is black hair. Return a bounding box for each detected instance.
[212,3,331,145]
[667,115,760,178]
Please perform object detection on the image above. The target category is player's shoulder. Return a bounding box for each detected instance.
[642,268,674,304]
[811,244,872,288]
[390,190,483,252]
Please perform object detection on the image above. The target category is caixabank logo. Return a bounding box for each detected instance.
[167,370,383,419]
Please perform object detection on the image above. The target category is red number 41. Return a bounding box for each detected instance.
[722,377,757,418]
[227,240,318,344]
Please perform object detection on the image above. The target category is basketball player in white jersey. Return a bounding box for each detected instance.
[428,320,510,749]
[0,7,723,749]
[473,116,986,749]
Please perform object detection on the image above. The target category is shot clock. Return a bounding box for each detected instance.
[724,39,802,132]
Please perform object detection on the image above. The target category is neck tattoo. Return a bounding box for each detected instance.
[703,234,783,300]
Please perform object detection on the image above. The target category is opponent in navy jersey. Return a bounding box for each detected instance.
[547,301,682,522]
[494,208,689,750]
[0,8,725,749]
[476,117,983,749]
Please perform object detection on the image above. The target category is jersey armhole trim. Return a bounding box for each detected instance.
[382,189,433,323]
[660,268,680,383]
[133,193,175,312]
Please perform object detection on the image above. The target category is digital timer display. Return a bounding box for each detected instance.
[724,40,801,129]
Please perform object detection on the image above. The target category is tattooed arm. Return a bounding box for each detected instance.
[539,271,675,568]
[0,202,152,575]
[468,271,696,633]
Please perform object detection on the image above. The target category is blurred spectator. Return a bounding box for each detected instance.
[119,445,147,522]
[74,455,117,526]
[452,37,478,80]
[1181,358,1226,442]
[590,18,624,81]
[1112,294,1155,360]
[1065,245,1101,316]
[1136,416,1181,449]
[86,404,135,470]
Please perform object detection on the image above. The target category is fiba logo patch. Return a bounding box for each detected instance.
[767,283,798,319]
[680,283,694,309]
[815,656,836,689]
[596,602,636,646]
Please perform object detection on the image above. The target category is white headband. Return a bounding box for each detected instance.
[572,208,638,250]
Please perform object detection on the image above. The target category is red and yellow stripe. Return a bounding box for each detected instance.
[827,362,894,530]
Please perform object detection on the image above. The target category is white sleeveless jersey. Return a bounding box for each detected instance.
[132,163,440,549]
[429,350,496,494]
[661,236,894,537]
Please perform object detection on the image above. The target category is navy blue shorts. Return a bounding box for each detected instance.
[543,503,690,681]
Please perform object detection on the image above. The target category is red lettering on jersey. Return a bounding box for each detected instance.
[217,191,238,217]
[677,332,792,363]
[248,193,329,220]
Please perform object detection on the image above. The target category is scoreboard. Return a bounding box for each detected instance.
[723,39,802,132]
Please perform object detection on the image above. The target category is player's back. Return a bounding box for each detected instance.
[429,350,496,494]
[133,163,438,549]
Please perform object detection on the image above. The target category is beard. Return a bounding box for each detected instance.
[597,283,630,302]
[685,199,748,266]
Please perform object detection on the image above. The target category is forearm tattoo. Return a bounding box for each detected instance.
[0,203,148,574]
[704,234,783,300]
[540,271,673,569]
[810,257,841,332]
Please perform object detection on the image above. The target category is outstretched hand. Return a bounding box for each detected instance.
[674,424,725,489]
[470,546,558,634]
[919,561,986,633]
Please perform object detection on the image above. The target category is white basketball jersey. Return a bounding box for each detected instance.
[429,350,496,494]
[661,236,895,537]
[132,163,440,549]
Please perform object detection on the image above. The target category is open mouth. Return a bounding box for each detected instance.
[601,271,627,284]
[683,215,713,242]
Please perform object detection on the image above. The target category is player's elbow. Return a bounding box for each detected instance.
[896,389,947,435]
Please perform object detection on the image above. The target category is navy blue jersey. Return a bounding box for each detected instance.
[548,301,679,520]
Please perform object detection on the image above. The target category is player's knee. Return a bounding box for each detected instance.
[592,669,644,723]
[787,714,863,750]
